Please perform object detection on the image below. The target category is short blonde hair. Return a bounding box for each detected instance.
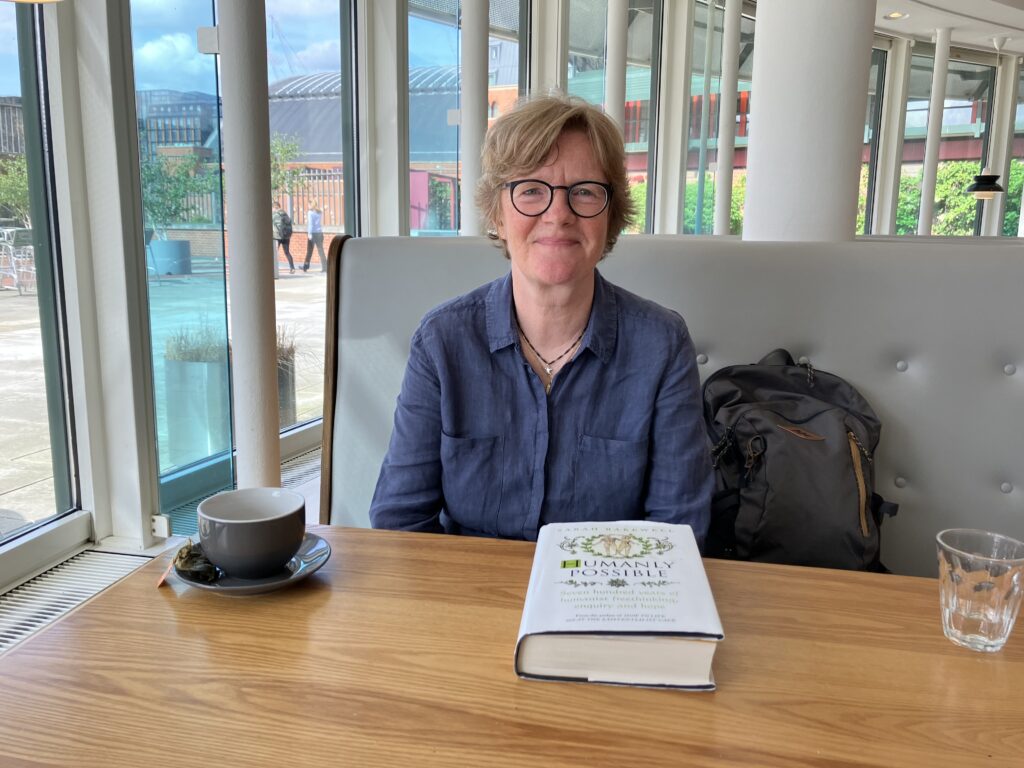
[475,94,635,256]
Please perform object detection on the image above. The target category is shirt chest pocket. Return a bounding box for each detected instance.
[573,434,649,520]
[440,433,504,533]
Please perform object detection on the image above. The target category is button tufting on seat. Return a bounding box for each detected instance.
[1004,364,1017,376]
[895,477,907,488]
[896,360,908,372]
[1001,483,1013,494]
[696,354,708,365]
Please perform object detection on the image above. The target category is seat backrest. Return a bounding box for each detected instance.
[321,234,1024,576]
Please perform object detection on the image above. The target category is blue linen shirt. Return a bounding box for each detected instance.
[369,269,712,545]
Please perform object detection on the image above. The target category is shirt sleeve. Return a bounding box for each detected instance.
[643,324,713,546]
[369,327,446,533]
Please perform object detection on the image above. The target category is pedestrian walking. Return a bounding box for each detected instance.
[304,200,325,272]
[272,200,295,273]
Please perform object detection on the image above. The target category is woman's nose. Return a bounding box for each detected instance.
[542,187,575,221]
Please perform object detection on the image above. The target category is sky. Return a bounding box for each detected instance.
[0,4,20,97]
[130,0,456,94]
[0,1,461,100]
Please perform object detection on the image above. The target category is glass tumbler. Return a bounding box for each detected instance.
[936,528,1024,652]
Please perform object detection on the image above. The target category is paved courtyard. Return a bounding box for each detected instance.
[0,260,328,539]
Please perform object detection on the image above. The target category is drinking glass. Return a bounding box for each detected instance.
[936,528,1024,652]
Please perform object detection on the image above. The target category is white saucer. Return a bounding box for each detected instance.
[175,532,331,596]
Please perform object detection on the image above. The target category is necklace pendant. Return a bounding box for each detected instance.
[543,365,553,375]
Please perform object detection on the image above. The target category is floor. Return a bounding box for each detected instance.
[0,255,328,540]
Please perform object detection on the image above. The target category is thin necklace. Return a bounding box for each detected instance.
[518,324,585,377]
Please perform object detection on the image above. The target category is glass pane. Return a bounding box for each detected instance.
[896,54,932,235]
[0,5,73,542]
[859,48,886,234]
[567,0,609,105]
[266,1,344,429]
[130,1,233,495]
[683,1,754,235]
[407,0,522,236]
[898,54,995,236]
[1002,70,1024,236]
[408,3,460,236]
[933,60,994,236]
[624,1,658,234]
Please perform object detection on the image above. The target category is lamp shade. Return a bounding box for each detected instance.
[965,173,1004,201]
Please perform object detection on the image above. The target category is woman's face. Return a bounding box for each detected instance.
[497,130,610,293]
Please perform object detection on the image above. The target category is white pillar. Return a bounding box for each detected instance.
[219,0,281,488]
[604,0,628,128]
[652,0,696,233]
[529,0,568,94]
[460,0,488,236]
[713,0,742,235]
[918,27,950,236]
[981,50,1019,236]
[743,0,874,241]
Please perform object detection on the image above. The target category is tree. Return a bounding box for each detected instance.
[0,154,31,227]
[932,161,980,236]
[1002,159,1023,236]
[140,153,215,239]
[427,177,452,230]
[627,182,647,233]
[895,170,922,235]
[729,173,747,235]
[270,133,306,198]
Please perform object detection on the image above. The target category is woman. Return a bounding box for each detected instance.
[369,94,712,544]
[303,200,325,272]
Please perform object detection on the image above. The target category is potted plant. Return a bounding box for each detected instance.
[164,323,231,467]
[140,153,214,275]
[277,325,297,428]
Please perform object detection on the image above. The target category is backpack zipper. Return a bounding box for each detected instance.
[848,431,869,537]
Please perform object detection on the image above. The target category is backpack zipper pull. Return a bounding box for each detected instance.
[744,435,765,480]
[710,428,735,469]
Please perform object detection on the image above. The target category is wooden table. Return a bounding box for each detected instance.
[0,526,1020,767]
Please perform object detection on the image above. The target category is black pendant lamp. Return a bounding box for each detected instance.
[965,170,1004,201]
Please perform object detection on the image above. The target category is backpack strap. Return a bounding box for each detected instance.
[758,348,796,366]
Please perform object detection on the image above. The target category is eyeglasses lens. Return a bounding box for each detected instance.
[510,182,608,217]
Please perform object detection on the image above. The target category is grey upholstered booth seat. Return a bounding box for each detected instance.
[321,235,1024,577]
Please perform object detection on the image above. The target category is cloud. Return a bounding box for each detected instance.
[266,0,339,20]
[295,39,342,72]
[133,32,215,92]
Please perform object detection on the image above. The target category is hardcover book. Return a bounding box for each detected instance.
[515,521,724,690]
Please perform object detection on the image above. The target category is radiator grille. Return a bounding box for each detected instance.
[0,550,148,655]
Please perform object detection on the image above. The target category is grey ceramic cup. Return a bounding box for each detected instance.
[197,488,305,579]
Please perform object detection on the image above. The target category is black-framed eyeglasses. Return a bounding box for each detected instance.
[504,179,612,218]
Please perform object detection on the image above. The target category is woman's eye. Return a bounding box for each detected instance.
[573,187,595,198]
[519,186,544,196]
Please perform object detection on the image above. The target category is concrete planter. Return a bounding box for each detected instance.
[165,358,230,468]
[278,354,296,428]
[151,239,192,275]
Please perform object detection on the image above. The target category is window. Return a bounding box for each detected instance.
[859,48,887,234]
[683,0,754,235]
[0,4,74,546]
[407,0,522,236]
[1001,68,1024,236]
[565,1,661,234]
[128,1,352,526]
[897,52,996,236]
[131,0,233,510]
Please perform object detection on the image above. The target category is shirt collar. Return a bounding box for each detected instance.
[486,269,617,364]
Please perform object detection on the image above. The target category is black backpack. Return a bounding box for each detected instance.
[702,349,897,571]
